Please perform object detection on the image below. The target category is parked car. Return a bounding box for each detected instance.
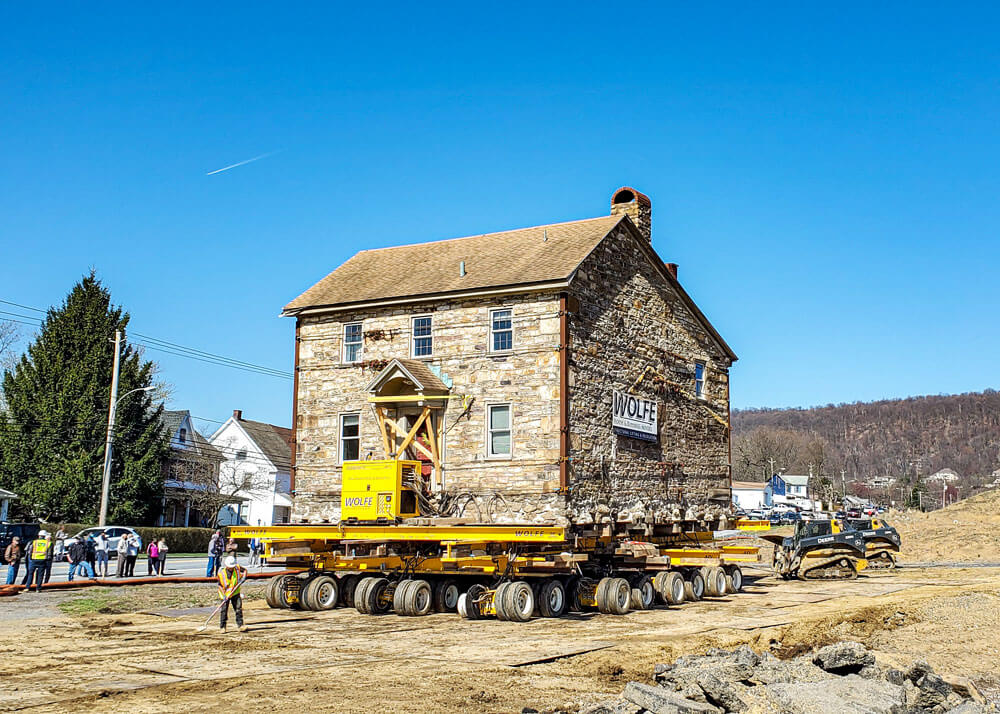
[61,526,142,560]
[0,522,41,554]
[780,511,801,525]
[748,509,767,520]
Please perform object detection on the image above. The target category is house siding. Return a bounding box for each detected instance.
[564,224,733,530]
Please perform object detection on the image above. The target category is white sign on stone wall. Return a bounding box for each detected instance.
[612,390,658,442]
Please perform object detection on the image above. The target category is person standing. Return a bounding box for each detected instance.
[41,532,54,584]
[25,531,51,592]
[225,536,239,558]
[206,530,223,577]
[217,555,247,632]
[94,532,109,578]
[85,535,97,574]
[116,534,129,577]
[4,536,22,585]
[125,534,138,577]
[248,538,260,567]
[54,525,68,560]
[145,539,159,575]
[66,538,96,581]
[156,538,168,576]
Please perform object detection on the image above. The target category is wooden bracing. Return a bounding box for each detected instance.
[373,405,444,490]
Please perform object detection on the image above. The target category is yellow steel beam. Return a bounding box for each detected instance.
[735,520,771,531]
[231,523,567,544]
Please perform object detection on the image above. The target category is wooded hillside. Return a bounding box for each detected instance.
[732,390,1000,505]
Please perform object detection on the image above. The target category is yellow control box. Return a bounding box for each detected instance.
[341,459,422,522]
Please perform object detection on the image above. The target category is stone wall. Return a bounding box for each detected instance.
[292,292,565,523]
[565,223,734,531]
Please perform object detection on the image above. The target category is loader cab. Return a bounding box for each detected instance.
[794,519,834,542]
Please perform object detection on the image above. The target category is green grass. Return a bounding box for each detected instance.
[57,588,124,615]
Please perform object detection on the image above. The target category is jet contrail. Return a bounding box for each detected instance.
[205,151,278,176]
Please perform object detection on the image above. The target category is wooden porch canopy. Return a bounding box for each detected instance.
[365,359,451,490]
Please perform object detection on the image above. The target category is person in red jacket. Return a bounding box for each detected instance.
[217,555,248,632]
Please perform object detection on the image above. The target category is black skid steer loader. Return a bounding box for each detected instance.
[764,519,868,580]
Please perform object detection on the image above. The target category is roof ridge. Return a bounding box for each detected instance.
[354,214,618,254]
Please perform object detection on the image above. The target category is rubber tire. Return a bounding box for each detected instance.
[502,581,535,622]
[537,579,567,618]
[264,575,283,609]
[597,577,631,615]
[727,566,743,593]
[684,572,705,602]
[460,583,487,620]
[299,577,320,610]
[354,577,375,614]
[433,579,460,613]
[339,574,360,608]
[407,579,433,616]
[278,575,302,609]
[664,572,686,605]
[365,577,392,614]
[393,579,415,615]
[309,576,339,610]
[494,582,512,621]
[630,576,655,610]
[704,567,726,597]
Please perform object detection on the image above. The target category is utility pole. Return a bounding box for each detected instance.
[841,469,847,498]
[99,330,122,527]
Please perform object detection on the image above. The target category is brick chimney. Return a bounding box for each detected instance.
[665,262,678,280]
[611,186,651,241]
[233,409,243,421]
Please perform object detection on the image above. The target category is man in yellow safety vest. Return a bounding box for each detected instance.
[26,530,52,592]
[217,555,248,632]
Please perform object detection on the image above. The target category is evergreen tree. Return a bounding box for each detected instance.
[0,273,168,523]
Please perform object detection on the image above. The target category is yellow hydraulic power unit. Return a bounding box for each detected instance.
[341,459,422,523]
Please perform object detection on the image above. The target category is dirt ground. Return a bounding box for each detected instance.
[891,488,1000,563]
[1,561,999,714]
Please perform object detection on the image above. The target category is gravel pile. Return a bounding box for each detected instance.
[578,642,993,714]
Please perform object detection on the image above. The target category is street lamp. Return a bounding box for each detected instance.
[98,385,155,526]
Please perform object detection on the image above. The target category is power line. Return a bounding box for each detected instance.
[0,299,46,313]
[132,332,290,378]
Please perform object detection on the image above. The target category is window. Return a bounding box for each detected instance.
[236,449,247,461]
[340,413,360,462]
[694,362,706,399]
[343,322,363,363]
[178,428,187,444]
[487,404,512,458]
[490,309,512,352]
[412,316,433,357]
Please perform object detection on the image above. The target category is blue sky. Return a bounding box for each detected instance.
[2,3,998,432]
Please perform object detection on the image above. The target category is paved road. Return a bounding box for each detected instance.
[19,555,274,583]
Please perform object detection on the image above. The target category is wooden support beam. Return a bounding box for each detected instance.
[383,417,435,461]
[425,411,441,489]
[394,407,430,459]
[375,406,392,457]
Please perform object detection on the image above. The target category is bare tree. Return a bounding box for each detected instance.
[0,320,20,372]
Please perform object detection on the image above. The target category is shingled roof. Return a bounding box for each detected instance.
[282,214,623,315]
[236,417,293,470]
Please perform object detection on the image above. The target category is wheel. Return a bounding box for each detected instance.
[704,567,726,597]
[339,574,360,607]
[303,575,339,610]
[663,572,686,605]
[493,582,512,621]
[596,577,631,615]
[299,577,319,610]
[406,579,433,616]
[365,577,392,614]
[354,577,375,614]
[566,578,585,612]
[727,566,743,593]
[502,581,535,622]
[277,575,303,609]
[433,579,460,613]
[537,579,567,618]
[264,574,283,608]
[630,576,655,610]
[393,579,415,615]
[460,583,487,620]
[684,571,705,601]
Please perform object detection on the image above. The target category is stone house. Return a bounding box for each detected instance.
[209,409,293,526]
[283,187,737,533]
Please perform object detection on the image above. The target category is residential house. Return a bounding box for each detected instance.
[209,410,293,526]
[926,468,960,483]
[770,473,811,507]
[730,481,772,511]
[157,410,228,527]
[282,187,738,532]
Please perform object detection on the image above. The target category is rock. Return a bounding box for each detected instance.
[885,668,906,687]
[811,642,875,674]
[731,645,760,669]
[858,664,883,680]
[621,682,721,714]
[579,700,642,714]
[905,660,933,683]
[947,703,989,714]
[766,675,904,713]
[917,672,952,699]
[695,671,749,712]
[941,674,986,704]
[751,656,833,685]
[655,663,674,677]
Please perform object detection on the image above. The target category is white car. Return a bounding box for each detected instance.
[61,526,143,559]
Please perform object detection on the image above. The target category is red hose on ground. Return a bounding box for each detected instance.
[0,570,297,597]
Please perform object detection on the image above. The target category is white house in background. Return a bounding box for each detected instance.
[0,488,17,521]
[731,481,772,511]
[209,410,293,526]
[926,468,960,483]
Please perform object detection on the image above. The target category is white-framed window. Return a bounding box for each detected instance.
[486,404,512,458]
[339,413,360,463]
[694,362,706,399]
[343,322,363,363]
[236,449,247,461]
[490,308,513,352]
[411,316,433,358]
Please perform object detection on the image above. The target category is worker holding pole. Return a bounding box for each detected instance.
[217,555,248,632]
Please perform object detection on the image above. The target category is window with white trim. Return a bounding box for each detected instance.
[694,362,706,399]
[490,309,512,352]
[343,322,363,363]
[487,404,512,458]
[412,316,433,357]
[340,413,360,462]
